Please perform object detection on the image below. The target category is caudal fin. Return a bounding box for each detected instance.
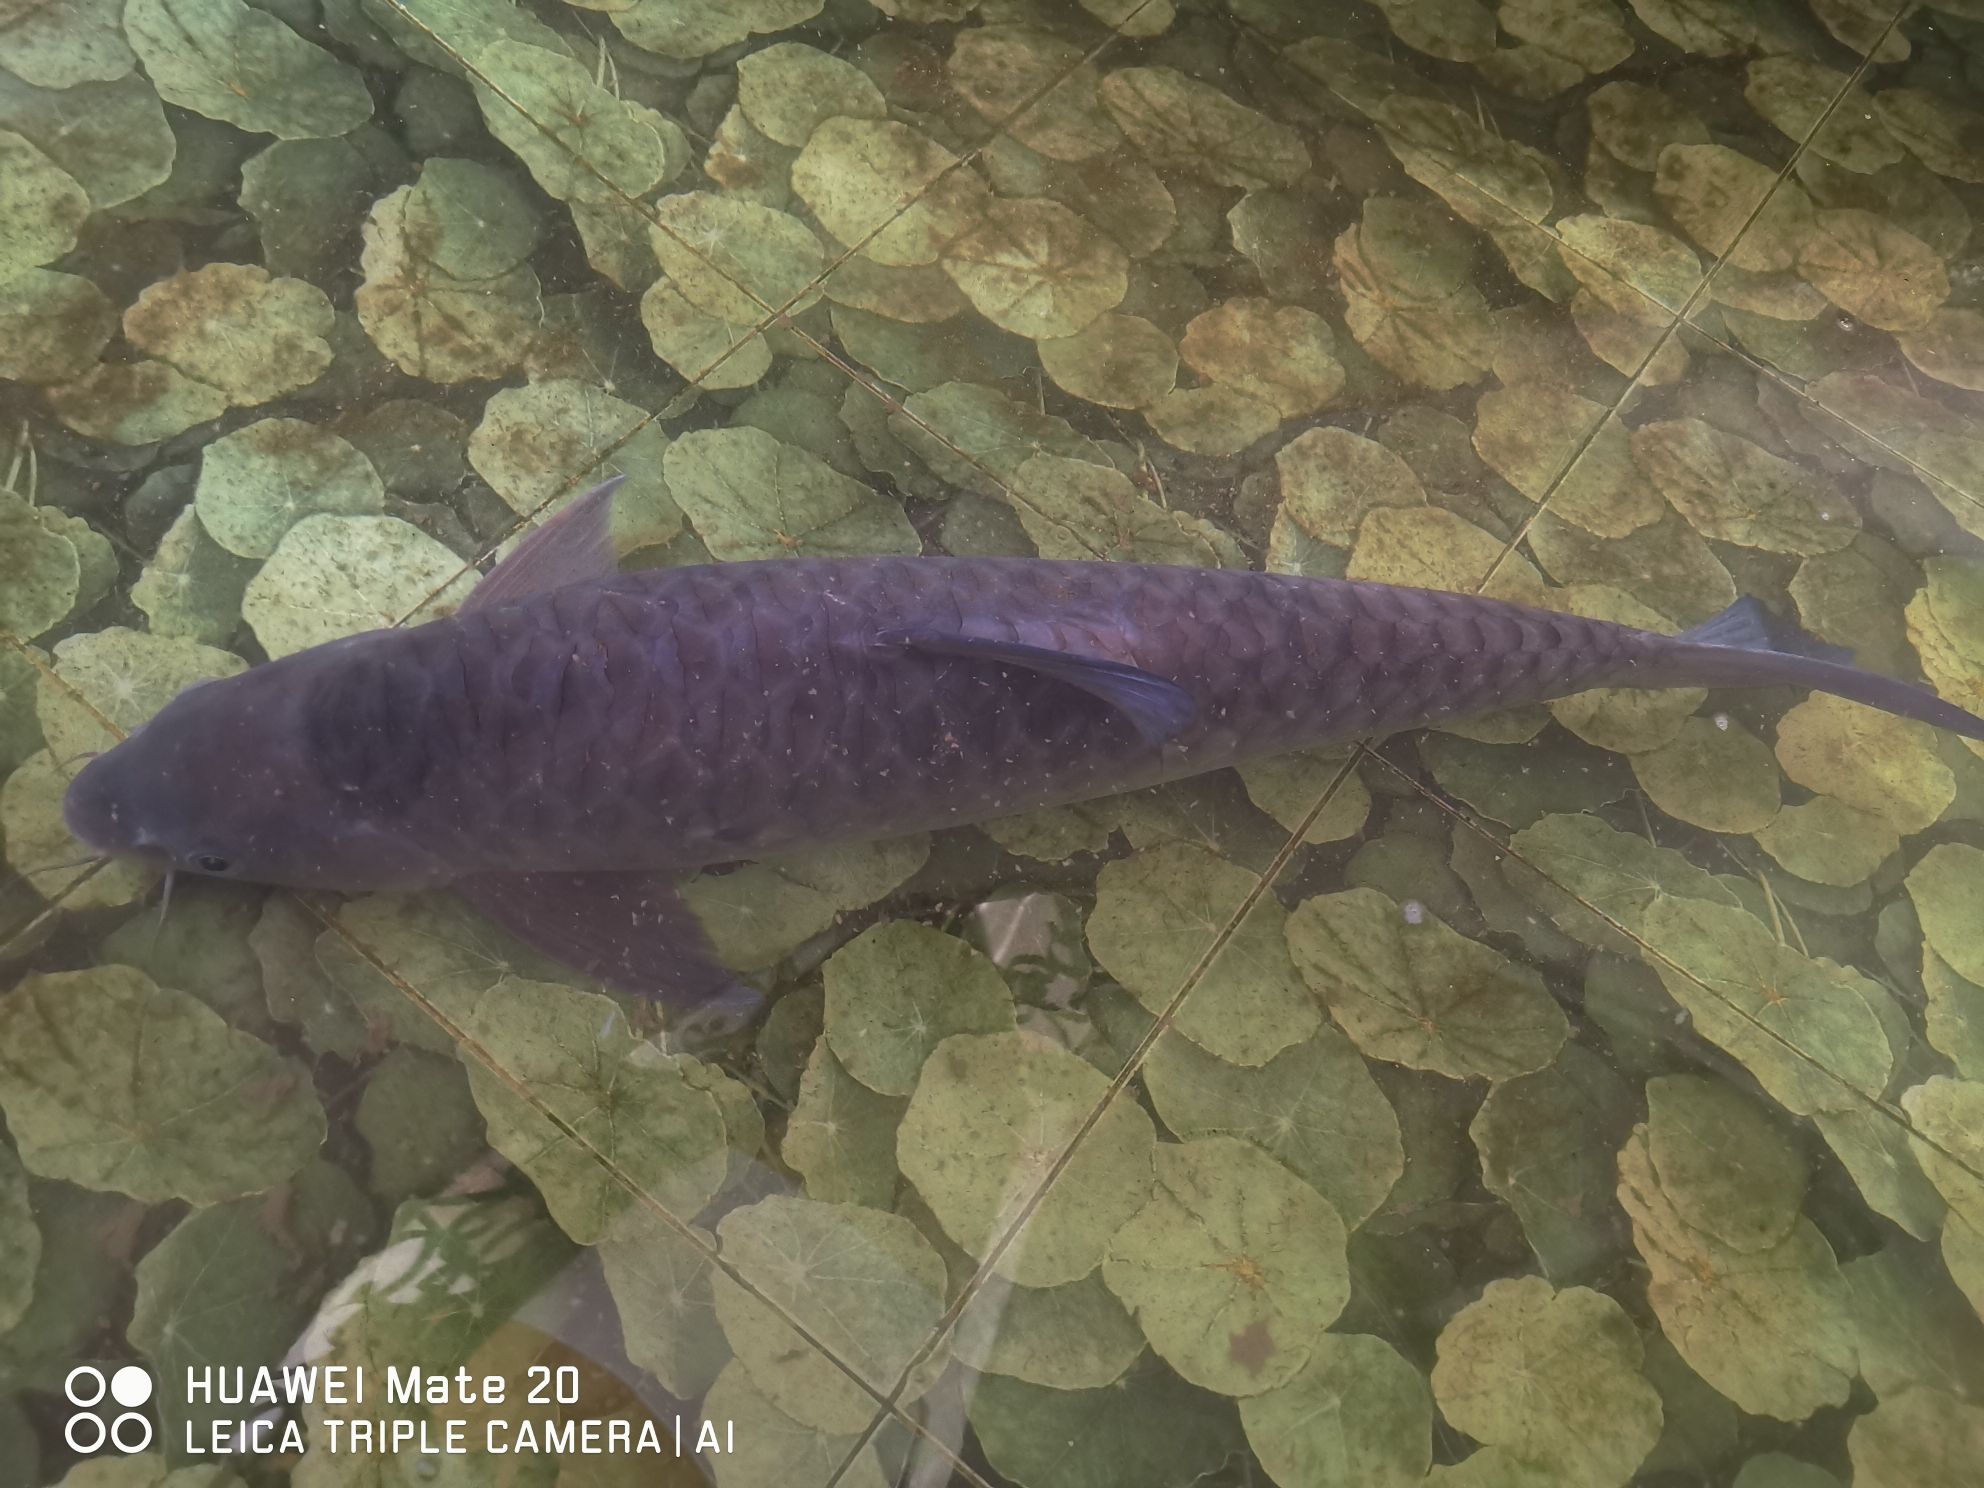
[1657,597,1984,743]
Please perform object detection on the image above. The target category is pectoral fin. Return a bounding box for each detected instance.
[462,475,624,614]
[884,629,1198,744]
[455,869,763,1037]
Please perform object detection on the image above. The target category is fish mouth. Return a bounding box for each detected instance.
[61,752,140,858]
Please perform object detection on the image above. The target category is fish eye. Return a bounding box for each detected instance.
[190,852,233,874]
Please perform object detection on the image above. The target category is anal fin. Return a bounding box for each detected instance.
[455,869,763,1039]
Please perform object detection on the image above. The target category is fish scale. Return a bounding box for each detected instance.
[302,557,1658,880]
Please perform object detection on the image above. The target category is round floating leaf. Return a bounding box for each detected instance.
[123,264,331,405]
[467,379,681,554]
[0,1144,36,1334]
[1528,509,1735,625]
[0,0,133,88]
[1270,426,1426,557]
[1618,1079,1858,1422]
[969,1360,1242,1488]
[242,513,478,658]
[1655,143,1814,272]
[1287,887,1568,1082]
[638,279,773,388]
[2,751,155,909]
[1008,452,1239,565]
[1036,312,1176,409]
[1898,307,1984,392]
[1587,81,1710,172]
[1235,747,1372,845]
[1347,506,1531,598]
[463,981,730,1243]
[0,269,115,384]
[1908,843,1984,988]
[1850,1386,1984,1488]
[1103,1135,1348,1397]
[1641,896,1898,1116]
[471,40,684,206]
[1435,1277,1661,1485]
[1746,57,1902,174]
[781,1042,904,1209]
[609,0,826,60]
[1634,416,1849,555]
[899,1030,1154,1287]
[651,191,827,324]
[1557,214,1703,314]
[892,380,1095,492]
[1142,385,1281,457]
[1875,88,1984,185]
[126,0,372,140]
[699,1360,894,1488]
[0,965,324,1203]
[1333,200,1497,390]
[953,1271,1144,1390]
[737,42,885,148]
[1795,208,1949,332]
[1178,298,1343,418]
[0,490,79,639]
[0,70,173,212]
[1475,393,1664,539]
[1630,715,1782,834]
[1143,1024,1403,1230]
[941,196,1129,339]
[1903,1075,1984,1232]
[1088,842,1319,1066]
[1099,66,1308,190]
[1774,693,1953,834]
[950,26,1118,163]
[0,129,88,276]
[195,418,384,559]
[823,921,1015,1097]
[713,1194,947,1432]
[1753,794,1900,887]
[665,425,918,560]
[37,625,246,762]
[1240,1331,1431,1488]
[597,1212,728,1400]
[46,360,228,446]
[1508,811,1738,951]
[791,116,983,267]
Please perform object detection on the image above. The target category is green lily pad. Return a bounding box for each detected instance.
[37,625,247,761]
[781,1040,904,1208]
[1008,452,1239,565]
[0,964,324,1203]
[1849,1386,1984,1488]
[0,491,80,639]
[1618,1075,1857,1421]
[737,42,885,148]
[242,512,477,657]
[1505,810,1738,951]
[1142,384,1282,457]
[1287,886,1568,1082]
[352,1046,485,1204]
[1753,794,1900,887]
[1630,715,1782,833]
[609,0,826,61]
[0,70,173,211]
[1473,391,1663,538]
[1655,143,1814,271]
[0,129,88,277]
[0,269,115,385]
[639,279,773,387]
[471,40,684,206]
[1268,426,1426,561]
[1789,534,1917,677]
[1333,199,1497,390]
[1845,1244,1984,1403]
[1632,417,1858,555]
[1178,298,1343,418]
[1796,208,1948,332]
[597,1212,728,1400]
[1088,842,1319,1066]
[651,191,827,324]
[1346,506,1516,596]
[1528,508,1736,625]
[698,1360,895,1488]
[1433,1275,1661,1485]
[950,26,1118,163]
[712,1194,947,1432]
[1774,693,1953,835]
[0,0,133,88]
[941,196,1128,340]
[1641,895,1898,1116]
[1746,57,1903,174]
[1587,81,1710,172]
[1142,1023,1403,1230]
[126,0,372,140]
[969,1360,1242,1488]
[1546,585,1704,754]
[899,1030,1154,1287]
[1903,1076,1984,1232]
[1239,1330,1431,1488]
[1099,66,1308,190]
[1875,87,1984,185]
[46,360,229,445]
[464,980,729,1242]
[1234,746,1373,845]
[665,425,917,560]
[1036,313,1177,409]
[1103,1135,1348,1396]
[1923,949,1984,1083]
[823,921,1015,1097]
[355,162,543,383]
[468,379,681,553]
[1910,843,1984,988]
[890,380,1095,494]
[129,506,250,645]
[953,1269,1144,1390]
[1471,1043,1635,1284]
[195,418,384,559]
[1422,731,1628,830]
[791,115,983,267]
[1898,307,1984,393]
[0,1144,36,1334]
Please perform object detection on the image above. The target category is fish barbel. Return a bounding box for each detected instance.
[64,478,1984,1023]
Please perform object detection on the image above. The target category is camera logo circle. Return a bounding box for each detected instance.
[63,1365,155,1455]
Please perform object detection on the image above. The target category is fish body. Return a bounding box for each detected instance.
[64,481,1984,1024]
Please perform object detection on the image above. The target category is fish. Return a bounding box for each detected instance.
[63,476,1984,1032]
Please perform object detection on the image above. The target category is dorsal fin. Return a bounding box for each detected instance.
[882,628,1199,744]
[462,475,624,614]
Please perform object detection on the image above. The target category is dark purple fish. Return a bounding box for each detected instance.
[64,478,1984,1027]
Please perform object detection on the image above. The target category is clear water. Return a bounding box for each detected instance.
[3,2,1984,1486]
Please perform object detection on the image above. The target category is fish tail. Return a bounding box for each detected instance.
[1641,597,1984,742]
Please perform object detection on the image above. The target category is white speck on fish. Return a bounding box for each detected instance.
[1401,899,1425,925]
[1713,712,1730,730]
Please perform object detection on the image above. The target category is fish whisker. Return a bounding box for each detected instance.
[30,852,107,876]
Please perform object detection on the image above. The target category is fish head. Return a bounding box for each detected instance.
[63,642,453,893]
